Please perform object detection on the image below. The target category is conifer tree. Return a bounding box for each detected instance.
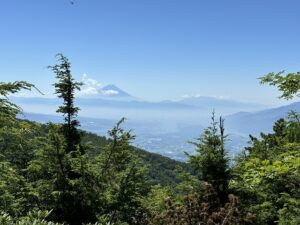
[49,54,82,153]
[47,55,96,224]
[0,81,38,119]
[96,118,150,225]
[0,81,42,218]
[188,112,230,204]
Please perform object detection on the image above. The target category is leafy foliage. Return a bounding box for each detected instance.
[0,210,63,225]
[230,76,300,224]
[232,114,300,224]
[149,182,253,225]
[259,70,300,99]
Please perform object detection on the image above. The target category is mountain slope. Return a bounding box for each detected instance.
[20,115,190,186]
[81,130,190,186]
[225,102,300,136]
[100,84,132,98]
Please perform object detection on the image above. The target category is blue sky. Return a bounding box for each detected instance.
[0,0,299,105]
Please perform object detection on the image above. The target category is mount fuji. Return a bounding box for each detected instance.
[79,84,136,101]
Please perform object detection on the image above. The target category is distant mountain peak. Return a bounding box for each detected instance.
[102,84,121,90]
[78,83,134,100]
[99,84,132,98]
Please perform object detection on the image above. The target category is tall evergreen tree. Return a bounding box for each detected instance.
[49,54,82,153]
[188,112,230,204]
[46,55,100,224]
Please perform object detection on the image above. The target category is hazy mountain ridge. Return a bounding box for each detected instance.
[18,101,300,161]
[225,102,300,136]
[12,84,267,115]
[179,95,265,110]
[13,85,300,160]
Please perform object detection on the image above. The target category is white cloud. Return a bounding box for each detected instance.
[101,89,119,96]
[79,87,98,95]
[181,94,202,99]
[82,74,102,87]
[78,74,121,97]
[78,74,102,96]
[216,95,231,100]
[181,94,190,99]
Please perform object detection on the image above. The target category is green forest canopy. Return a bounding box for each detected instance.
[0,57,299,225]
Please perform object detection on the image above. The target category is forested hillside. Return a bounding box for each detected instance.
[0,56,299,225]
[76,129,190,186]
[18,120,190,187]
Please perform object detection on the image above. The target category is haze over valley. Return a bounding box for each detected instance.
[15,84,300,160]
